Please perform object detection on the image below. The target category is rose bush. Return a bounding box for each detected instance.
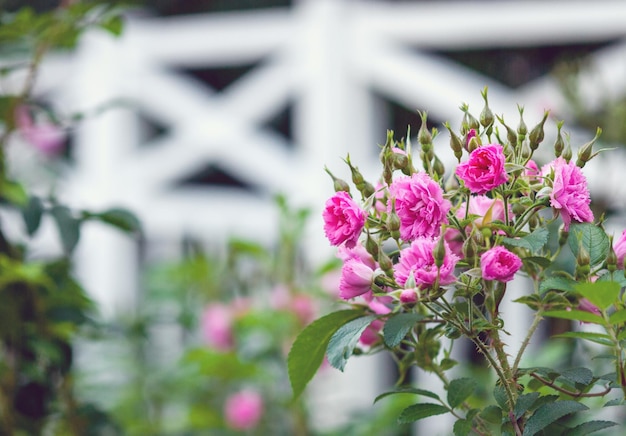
[289,88,626,435]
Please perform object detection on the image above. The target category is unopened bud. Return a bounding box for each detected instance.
[433,155,445,178]
[462,238,476,263]
[393,152,409,170]
[324,167,350,193]
[562,143,573,162]
[497,115,518,149]
[380,130,395,164]
[460,103,480,133]
[529,110,550,150]
[576,127,602,168]
[418,111,432,146]
[480,86,494,128]
[366,235,379,259]
[521,141,531,160]
[517,105,527,140]
[387,211,401,241]
[577,244,591,267]
[554,120,565,157]
[528,214,539,231]
[433,236,447,268]
[444,122,463,161]
[511,202,525,215]
[362,181,375,198]
[378,249,394,275]
[344,155,364,186]
[467,135,480,153]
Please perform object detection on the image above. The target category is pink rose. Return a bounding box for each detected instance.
[201,303,234,351]
[480,246,522,282]
[394,237,459,289]
[339,257,376,300]
[224,389,263,430]
[15,105,66,156]
[323,191,366,248]
[614,230,626,269]
[546,157,593,230]
[455,144,508,194]
[388,173,450,241]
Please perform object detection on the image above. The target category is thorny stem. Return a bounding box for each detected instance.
[471,333,517,411]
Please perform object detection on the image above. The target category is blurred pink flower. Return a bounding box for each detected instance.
[388,173,450,241]
[323,191,366,248]
[455,144,508,194]
[224,389,263,430]
[480,246,522,282]
[394,237,459,289]
[200,303,234,351]
[290,294,316,325]
[359,298,391,346]
[544,157,593,231]
[15,105,66,156]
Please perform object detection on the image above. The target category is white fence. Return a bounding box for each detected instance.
[6,0,626,433]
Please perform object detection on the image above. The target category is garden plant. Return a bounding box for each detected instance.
[290,88,626,435]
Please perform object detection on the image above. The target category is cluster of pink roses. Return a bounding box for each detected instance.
[321,104,602,346]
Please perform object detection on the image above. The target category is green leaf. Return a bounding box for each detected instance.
[288,309,364,399]
[327,315,377,371]
[502,227,548,253]
[374,386,441,403]
[565,420,618,436]
[480,405,502,424]
[568,222,609,267]
[609,309,626,325]
[559,367,593,386]
[51,205,80,254]
[514,392,540,419]
[447,378,477,409]
[383,312,426,347]
[453,418,472,436]
[596,271,626,288]
[553,331,613,346]
[493,384,509,411]
[522,400,588,436]
[575,281,620,311]
[539,276,577,294]
[543,310,605,325]
[522,256,552,268]
[22,195,44,236]
[397,403,449,424]
[1,179,28,206]
[93,208,141,233]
